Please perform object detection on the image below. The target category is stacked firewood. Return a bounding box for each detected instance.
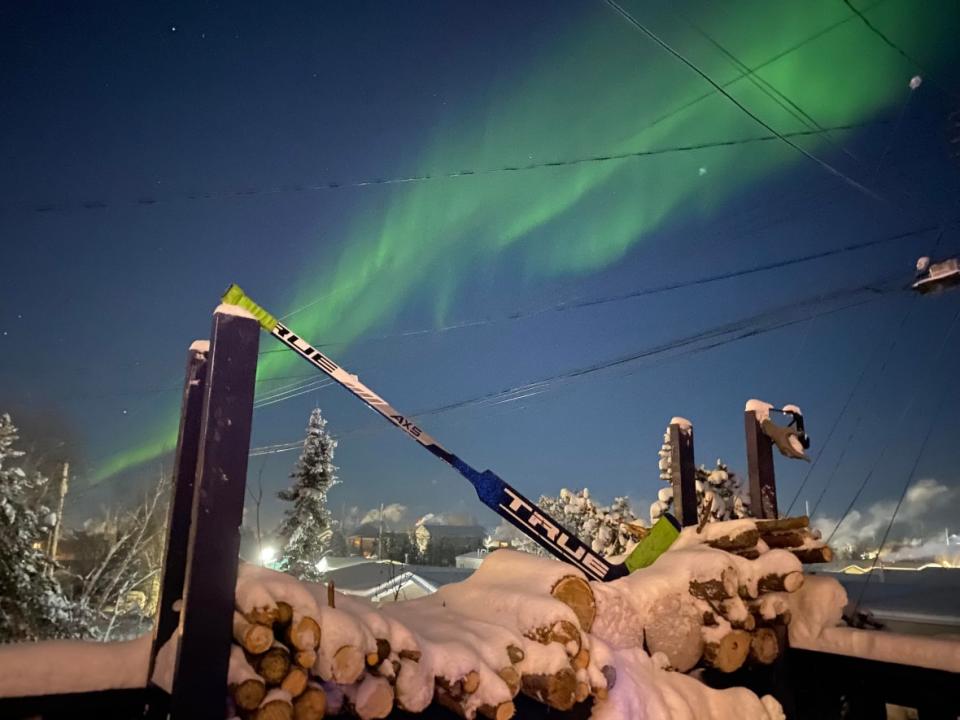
[701,515,833,564]
[223,518,828,718]
[226,554,614,720]
[230,601,328,719]
[642,515,831,675]
[383,553,616,716]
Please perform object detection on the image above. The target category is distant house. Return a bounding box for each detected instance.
[347,523,414,560]
[347,522,382,557]
[414,524,486,565]
[322,559,474,603]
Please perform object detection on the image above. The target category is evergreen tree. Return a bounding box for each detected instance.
[276,408,339,581]
[538,488,642,557]
[0,413,81,641]
[328,529,348,557]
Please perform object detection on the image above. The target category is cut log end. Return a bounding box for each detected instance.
[234,613,274,655]
[551,575,597,632]
[254,698,294,720]
[498,666,521,697]
[479,700,516,720]
[257,646,292,686]
[285,616,321,652]
[281,666,309,699]
[292,686,326,720]
[275,600,294,627]
[749,627,780,665]
[462,670,480,694]
[703,630,751,673]
[645,594,703,673]
[294,649,317,670]
[231,678,267,712]
[332,645,366,684]
[354,675,394,719]
[521,668,578,711]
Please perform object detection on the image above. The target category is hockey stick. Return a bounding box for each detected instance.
[222,284,679,581]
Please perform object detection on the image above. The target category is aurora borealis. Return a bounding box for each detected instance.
[2,0,959,531]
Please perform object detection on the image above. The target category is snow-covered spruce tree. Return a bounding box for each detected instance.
[275,408,339,581]
[0,413,81,641]
[652,425,750,524]
[488,520,545,556]
[538,488,642,557]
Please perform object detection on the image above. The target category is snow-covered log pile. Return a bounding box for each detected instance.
[206,537,799,720]
[591,517,832,678]
[217,556,616,720]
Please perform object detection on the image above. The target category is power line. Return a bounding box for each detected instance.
[246,281,891,458]
[813,226,948,519]
[821,299,955,545]
[842,0,928,73]
[810,295,919,519]
[602,0,883,201]
[260,223,935,353]
[851,302,960,613]
[7,124,874,216]
[680,15,862,167]
[783,312,893,516]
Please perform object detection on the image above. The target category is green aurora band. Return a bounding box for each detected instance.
[94,0,958,483]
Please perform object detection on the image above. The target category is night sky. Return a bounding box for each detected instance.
[2,1,959,547]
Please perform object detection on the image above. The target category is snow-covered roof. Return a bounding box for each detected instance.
[323,560,473,596]
[418,524,486,538]
[348,522,399,538]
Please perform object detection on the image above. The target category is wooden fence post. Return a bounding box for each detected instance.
[147,342,209,698]
[169,308,259,719]
[669,421,698,527]
[744,411,778,519]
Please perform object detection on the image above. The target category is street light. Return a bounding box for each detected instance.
[260,546,277,566]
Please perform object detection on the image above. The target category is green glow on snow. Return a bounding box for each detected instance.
[95,0,958,484]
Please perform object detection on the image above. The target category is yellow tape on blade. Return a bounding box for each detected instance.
[221,284,279,332]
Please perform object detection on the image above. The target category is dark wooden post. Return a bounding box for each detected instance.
[745,411,778,519]
[669,421,698,527]
[170,309,259,719]
[148,342,209,691]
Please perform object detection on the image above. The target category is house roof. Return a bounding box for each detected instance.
[418,524,486,538]
[348,522,384,538]
[348,523,410,539]
[323,560,474,597]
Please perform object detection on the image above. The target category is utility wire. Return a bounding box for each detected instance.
[842,0,929,73]
[680,16,861,166]
[8,124,872,216]
[602,0,883,201]
[851,301,960,613]
[254,379,334,410]
[261,223,935,353]
[783,308,893,516]
[810,294,919,519]
[822,300,950,544]
[246,283,890,458]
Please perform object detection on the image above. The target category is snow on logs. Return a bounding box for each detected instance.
[592,516,829,678]
[225,552,613,719]
[221,523,817,718]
